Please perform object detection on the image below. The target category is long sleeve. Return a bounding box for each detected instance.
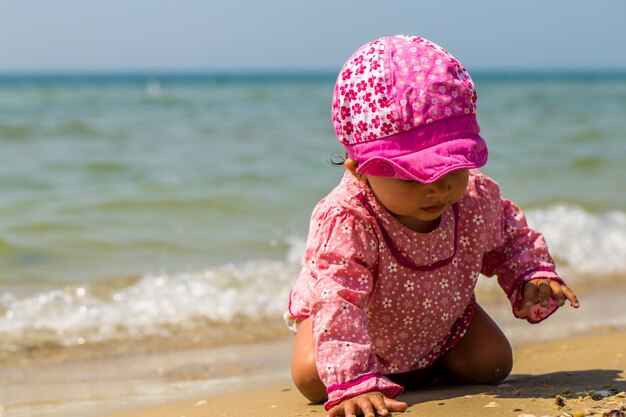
[306,208,403,410]
[476,173,565,323]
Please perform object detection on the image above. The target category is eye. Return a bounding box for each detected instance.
[448,169,469,177]
[401,179,420,185]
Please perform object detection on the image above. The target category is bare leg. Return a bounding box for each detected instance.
[291,318,443,402]
[290,304,512,402]
[438,303,513,384]
[290,318,328,403]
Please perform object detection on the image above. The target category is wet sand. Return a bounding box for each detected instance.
[2,282,625,417]
[96,330,626,417]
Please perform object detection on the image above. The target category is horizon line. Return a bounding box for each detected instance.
[1,67,626,75]
[1,69,625,85]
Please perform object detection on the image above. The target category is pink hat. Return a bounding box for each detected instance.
[332,35,488,183]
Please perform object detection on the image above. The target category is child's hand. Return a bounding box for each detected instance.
[327,391,408,417]
[518,278,580,318]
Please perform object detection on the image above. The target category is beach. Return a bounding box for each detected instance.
[4,326,624,417]
[96,331,626,417]
[1,73,625,417]
[2,279,625,417]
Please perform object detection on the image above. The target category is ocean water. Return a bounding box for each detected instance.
[1,72,625,359]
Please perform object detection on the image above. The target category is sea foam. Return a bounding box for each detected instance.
[1,205,624,354]
[0,261,299,354]
[526,205,626,274]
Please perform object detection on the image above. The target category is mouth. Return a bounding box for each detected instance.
[420,203,447,214]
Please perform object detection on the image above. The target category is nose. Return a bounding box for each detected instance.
[426,176,452,200]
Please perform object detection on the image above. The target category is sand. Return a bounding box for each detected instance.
[3,283,625,417]
[93,330,625,417]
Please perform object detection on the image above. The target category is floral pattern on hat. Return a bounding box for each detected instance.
[332,35,478,146]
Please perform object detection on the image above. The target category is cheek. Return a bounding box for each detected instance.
[388,190,426,214]
[452,177,470,199]
[374,187,418,214]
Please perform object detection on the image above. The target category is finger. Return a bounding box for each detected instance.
[356,397,375,417]
[549,280,566,306]
[383,397,409,412]
[343,400,357,417]
[326,404,339,417]
[328,401,353,417]
[538,281,551,307]
[519,282,538,318]
[369,394,389,416]
[561,285,580,308]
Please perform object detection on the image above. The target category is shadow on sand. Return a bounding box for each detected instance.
[400,369,625,405]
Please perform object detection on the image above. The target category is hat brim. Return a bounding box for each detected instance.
[357,135,488,184]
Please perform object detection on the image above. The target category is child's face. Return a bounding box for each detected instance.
[366,169,470,232]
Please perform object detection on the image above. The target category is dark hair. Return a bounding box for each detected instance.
[329,151,349,167]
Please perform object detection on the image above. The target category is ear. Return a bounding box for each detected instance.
[344,158,366,181]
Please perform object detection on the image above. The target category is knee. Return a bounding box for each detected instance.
[492,359,513,384]
[443,336,513,385]
[490,336,513,381]
[441,304,514,385]
[291,351,327,403]
[468,338,513,384]
[484,344,513,384]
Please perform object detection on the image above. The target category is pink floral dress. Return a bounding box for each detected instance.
[285,170,564,410]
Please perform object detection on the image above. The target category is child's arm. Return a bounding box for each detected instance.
[306,209,403,411]
[475,173,579,322]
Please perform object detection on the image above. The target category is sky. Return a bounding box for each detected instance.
[1,0,625,73]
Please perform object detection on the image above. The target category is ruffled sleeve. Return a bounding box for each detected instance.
[306,206,403,410]
[474,172,566,323]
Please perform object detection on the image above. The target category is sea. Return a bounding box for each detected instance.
[1,71,625,365]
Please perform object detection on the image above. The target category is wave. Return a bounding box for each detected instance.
[1,205,624,356]
[526,205,626,275]
[0,260,299,355]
